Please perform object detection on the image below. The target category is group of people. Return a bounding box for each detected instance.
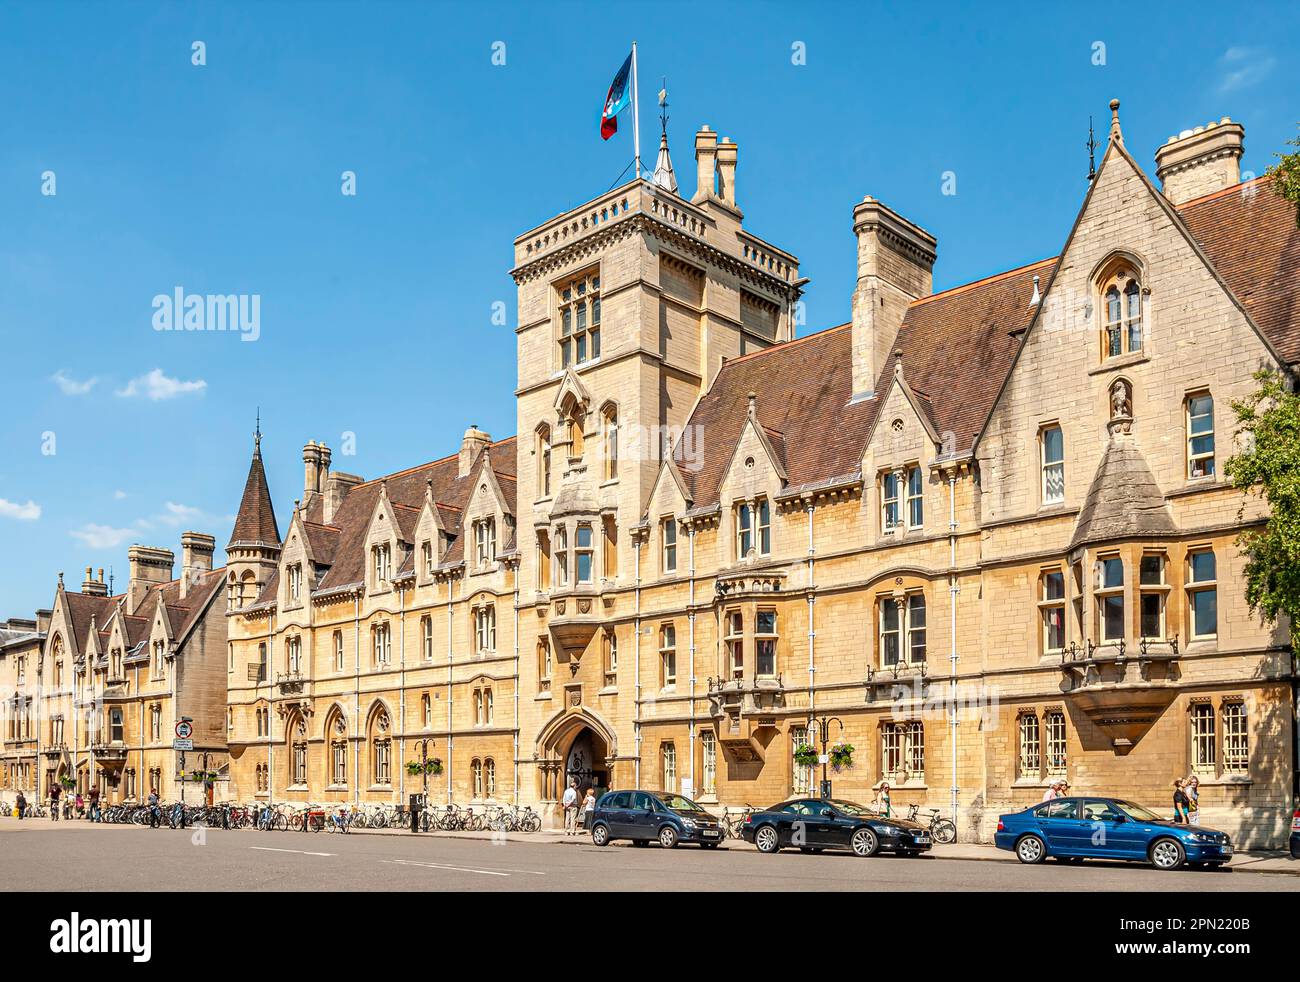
[560,779,597,835]
[12,784,106,822]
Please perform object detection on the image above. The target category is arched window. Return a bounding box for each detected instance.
[1098,259,1143,359]
[471,758,484,798]
[421,616,434,660]
[603,406,619,481]
[536,425,552,498]
[485,758,496,798]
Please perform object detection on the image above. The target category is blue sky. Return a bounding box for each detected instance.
[1,0,1296,615]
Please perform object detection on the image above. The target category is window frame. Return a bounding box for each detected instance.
[1186,549,1218,640]
[659,624,677,689]
[1040,425,1065,505]
[1186,392,1215,479]
[557,268,601,369]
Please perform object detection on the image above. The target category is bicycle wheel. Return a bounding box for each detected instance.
[933,819,957,844]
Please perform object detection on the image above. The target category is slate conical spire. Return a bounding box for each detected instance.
[228,421,281,550]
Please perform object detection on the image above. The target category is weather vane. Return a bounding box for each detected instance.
[658,76,669,137]
[1087,116,1098,183]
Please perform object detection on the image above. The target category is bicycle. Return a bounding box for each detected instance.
[905,804,957,844]
[721,804,757,840]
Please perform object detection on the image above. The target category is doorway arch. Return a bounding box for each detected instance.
[535,707,618,802]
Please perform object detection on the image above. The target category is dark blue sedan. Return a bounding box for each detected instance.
[588,790,724,849]
[995,796,1233,871]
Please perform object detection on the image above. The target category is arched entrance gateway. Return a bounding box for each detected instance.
[535,708,618,818]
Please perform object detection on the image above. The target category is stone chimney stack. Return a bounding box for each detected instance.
[1155,117,1244,205]
[693,126,718,204]
[180,531,215,599]
[459,425,492,478]
[127,545,175,615]
[323,470,363,525]
[716,138,738,207]
[302,441,325,504]
[850,196,937,402]
[81,566,108,598]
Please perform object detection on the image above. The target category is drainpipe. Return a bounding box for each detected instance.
[398,584,406,801]
[634,535,642,788]
[806,500,816,717]
[513,569,521,805]
[948,470,959,825]
[353,593,360,807]
[688,523,697,795]
[268,610,276,807]
[446,576,455,803]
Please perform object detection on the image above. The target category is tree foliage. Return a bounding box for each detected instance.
[1225,369,1300,646]
[1265,123,1300,227]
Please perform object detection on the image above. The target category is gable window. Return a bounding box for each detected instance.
[602,629,617,687]
[756,610,778,677]
[603,407,618,481]
[421,616,433,660]
[474,518,496,568]
[1041,425,1064,504]
[538,638,552,693]
[1096,556,1124,642]
[575,524,594,583]
[1040,569,1066,654]
[537,426,552,498]
[287,563,302,601]
[881,472,901,531]
[1186,549,1217,639]
[373,544,391,585]
[661,518,677,574]
[879,594,926,667]
[736,499,772,560]
[659,624,677,688]
[422,540,434,577]
[475,605,496,654]
[907,467,924,528]
[737,502,753,558]
[725,610,744,679]
[558,269,601,368]
[333,631,345,671]
[1102,270,1142,358]
[1186,393,1215,479]
[1139,554,1167,639]
[372,623,391,668]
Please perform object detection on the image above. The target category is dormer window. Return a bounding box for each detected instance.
[1041,426,1065,504]
[558,269,601,368]
[1097,259,1143,359]
[287,563,302,601]
[735,499,772,560]
[661,518,677,574]
[422,540,434,577]
[474,518,497,568]
[373,544,391,585]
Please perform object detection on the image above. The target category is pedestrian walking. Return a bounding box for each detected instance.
[87,786,101,823]
[74,792,84,819]
[1172,778,1190,824]
[873,782,892,818]
[1185,775,1201,825]
[48,783,61,821]
[1041,779,1064,802]
[581,787,596,831]
[148,789,161,829]
[562,779,579,835]
[15,790,26,820]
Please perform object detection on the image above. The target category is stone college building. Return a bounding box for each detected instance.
[8,100,1298,846]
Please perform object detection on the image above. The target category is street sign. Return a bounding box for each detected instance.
[174,720,193,740]
[172,738,194,751]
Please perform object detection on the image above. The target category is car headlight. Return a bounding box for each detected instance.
[1188,832,1217,843]
[872,824,897,835]
[680,818,697,829]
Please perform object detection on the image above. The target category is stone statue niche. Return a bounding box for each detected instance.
[1108,378,1133,435]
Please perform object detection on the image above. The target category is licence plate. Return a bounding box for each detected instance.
[916,836,931,845]
[1222,844,1233,855]
[702,830,719,838]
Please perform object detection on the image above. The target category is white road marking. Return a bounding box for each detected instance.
[383,858,542,877]
[250,846,335,857]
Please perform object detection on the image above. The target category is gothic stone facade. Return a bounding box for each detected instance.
[221,108,1298,847]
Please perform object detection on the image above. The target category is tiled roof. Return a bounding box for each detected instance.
[229,444,281,549]
[1177,177,1300,363]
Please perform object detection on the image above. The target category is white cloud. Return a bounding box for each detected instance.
[116,368,207,401]
[69,523,137,549]
[0,498,41,521]
[51,370,96,396]
[114,490,128,500]
[158,501,202,526]
[1217,46,1275,93]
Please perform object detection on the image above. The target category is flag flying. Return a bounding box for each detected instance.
[600,52,633,140]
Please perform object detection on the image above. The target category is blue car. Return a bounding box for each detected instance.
[588,790,724,849]
[995,796,1233,871]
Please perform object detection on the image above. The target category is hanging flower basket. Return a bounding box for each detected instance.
[829,742,855,771]
[185,770,218,784]
[793,744,819,768]
[58,775,76,789]
[406,759,444,777]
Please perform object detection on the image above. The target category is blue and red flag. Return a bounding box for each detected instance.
[600,52,633,140]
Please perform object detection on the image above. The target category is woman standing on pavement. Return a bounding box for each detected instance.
[581,787,596,830]
[1184,775,1201,825]
[873,782,892,818]
[1172,778,1190,824]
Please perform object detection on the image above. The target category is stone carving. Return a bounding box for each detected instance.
[1108,379,1133,434]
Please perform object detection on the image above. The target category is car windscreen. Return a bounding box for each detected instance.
[1113,800,1164,822]
[658,794,706,813]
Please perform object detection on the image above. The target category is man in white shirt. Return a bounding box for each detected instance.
[562,780,579,835]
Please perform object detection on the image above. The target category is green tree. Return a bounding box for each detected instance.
[1225,369,1300,647]
[1265,123,1300,227]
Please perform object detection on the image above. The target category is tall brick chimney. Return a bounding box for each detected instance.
[716,138,738,207]
[1155,117,1244,205]
[81,566,108,598]
[693,126,718,204]
[849,196,937,402]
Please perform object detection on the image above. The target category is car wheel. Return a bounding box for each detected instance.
[1015,834,1047,865]
[1150,837,1186,871]
[851,827,879,857]
[754,824,780,854]
[658,825,679,849]
[590,823,611,847]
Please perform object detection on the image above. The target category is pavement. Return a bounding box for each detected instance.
[2,816,1296,891]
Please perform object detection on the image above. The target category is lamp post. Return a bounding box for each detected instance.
[808,714,843,800]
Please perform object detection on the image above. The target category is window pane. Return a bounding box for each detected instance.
[1044,571,1065,600]
[1044,607,1065,650]
[1192,589,1217,636]
[1189,551,1216,582]
[1140,555,1163,585]
[1102,558,1123,588]
[757,611,776,634]
[1140,594,1162,637]
[1103,595,1124,640]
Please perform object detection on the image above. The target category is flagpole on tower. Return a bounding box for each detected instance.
[631,41,641,179]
